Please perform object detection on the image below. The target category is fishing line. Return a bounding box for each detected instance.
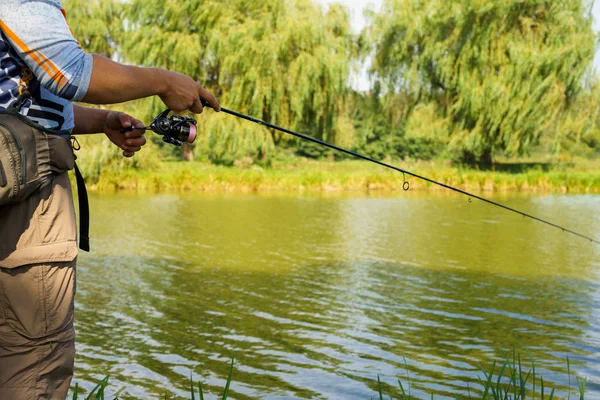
[201,100,600,245]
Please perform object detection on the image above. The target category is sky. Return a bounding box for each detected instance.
[321,0,382,33]
[319,0,600,90]
[593,0,600,70]
[317,0,383,90]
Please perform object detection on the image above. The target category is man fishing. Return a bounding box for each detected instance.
[0,1,219,399]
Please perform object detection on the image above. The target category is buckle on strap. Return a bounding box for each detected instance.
[9,90,32,112]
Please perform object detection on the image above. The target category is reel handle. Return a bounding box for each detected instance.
[120,126,150,134]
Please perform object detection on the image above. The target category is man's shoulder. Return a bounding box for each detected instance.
[15,0,62,5]
[0,1,65,23]
[1,0,63,10]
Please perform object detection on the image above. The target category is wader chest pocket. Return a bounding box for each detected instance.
[0,111,74,207]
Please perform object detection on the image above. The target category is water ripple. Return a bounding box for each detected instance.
[74,192,600,398]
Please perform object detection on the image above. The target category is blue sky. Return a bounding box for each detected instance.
[319,0,600,89]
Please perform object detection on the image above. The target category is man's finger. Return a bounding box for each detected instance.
[119,112,132,128]
[132,118,145,128]
[124,137,146,147]
[122,144,142,152]
[197,84,220,112]
[190,98,204,114]
[124,129,146,139]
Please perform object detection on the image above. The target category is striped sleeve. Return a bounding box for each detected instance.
[0,0,93,101]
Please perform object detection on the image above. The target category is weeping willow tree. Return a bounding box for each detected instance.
[116,0,357,163]
[62,0,123,57]
[367,0,597,164]
[552,75,600,159]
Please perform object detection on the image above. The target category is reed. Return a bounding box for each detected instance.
[71,355,587,399]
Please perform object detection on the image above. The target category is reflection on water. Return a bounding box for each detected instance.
[74,191,600,399]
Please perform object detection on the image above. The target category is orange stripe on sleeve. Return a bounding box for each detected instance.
[0,20,68,89]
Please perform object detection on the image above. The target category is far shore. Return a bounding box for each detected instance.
[72,159,600,194]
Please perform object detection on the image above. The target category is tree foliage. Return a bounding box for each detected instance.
[367,0,597,164]
[61,0,600,169]
[119,0,357,164]
[62,0,123,57]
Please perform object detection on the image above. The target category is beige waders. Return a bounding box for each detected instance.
[0,172,78,400]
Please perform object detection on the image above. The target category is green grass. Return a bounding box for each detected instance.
[71,355,588,399]
[377,353,588,400]
[73,157,600,194]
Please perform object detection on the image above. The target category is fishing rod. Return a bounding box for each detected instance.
[124,103,600,245]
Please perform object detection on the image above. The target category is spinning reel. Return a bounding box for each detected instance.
[121,109,197,146]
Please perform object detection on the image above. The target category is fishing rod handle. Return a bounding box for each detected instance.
[120,126,150,134]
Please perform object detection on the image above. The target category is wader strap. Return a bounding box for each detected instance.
[74,162,90,252]
[9,78,91,251]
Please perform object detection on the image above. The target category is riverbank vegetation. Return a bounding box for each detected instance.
[63,0,600,192]
[71,355,587,399]
[77,156,600,193]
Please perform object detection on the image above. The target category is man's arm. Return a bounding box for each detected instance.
[84,55,220,114]
[72,104,147,158]
[72,105,111,135]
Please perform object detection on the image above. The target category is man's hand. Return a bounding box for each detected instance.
[159,70,220,114]
[103,111,147,158]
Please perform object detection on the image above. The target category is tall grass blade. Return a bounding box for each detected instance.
[378,375,384,400]
[512,350,518,400]
[199,382,205,400]
[221,358,234,400]
[525,347,536,400]
[496,359,507,396]
[568,357,572,400]
[541,376,545,400]
[97,377,107,400]
[403,357,411,398]
[502,356,513,400]
[521,369,533,400]
[477,360,496,400]
[577,376,587,400]
[191,371,196,400]
[85,376,109,400]
[518,354,525,399]
[398,379,407,400]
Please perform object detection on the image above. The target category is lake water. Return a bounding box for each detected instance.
[73,191,600,399]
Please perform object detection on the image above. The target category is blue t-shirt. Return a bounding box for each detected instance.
[0,0,93,133]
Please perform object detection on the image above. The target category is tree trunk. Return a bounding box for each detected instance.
[460,148,493,168]
[182,143,194,162]
[478,148,493,167]
[460,151,477,166]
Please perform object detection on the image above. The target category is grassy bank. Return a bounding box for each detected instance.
[79,158,600,194]
[71,355,587,399]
